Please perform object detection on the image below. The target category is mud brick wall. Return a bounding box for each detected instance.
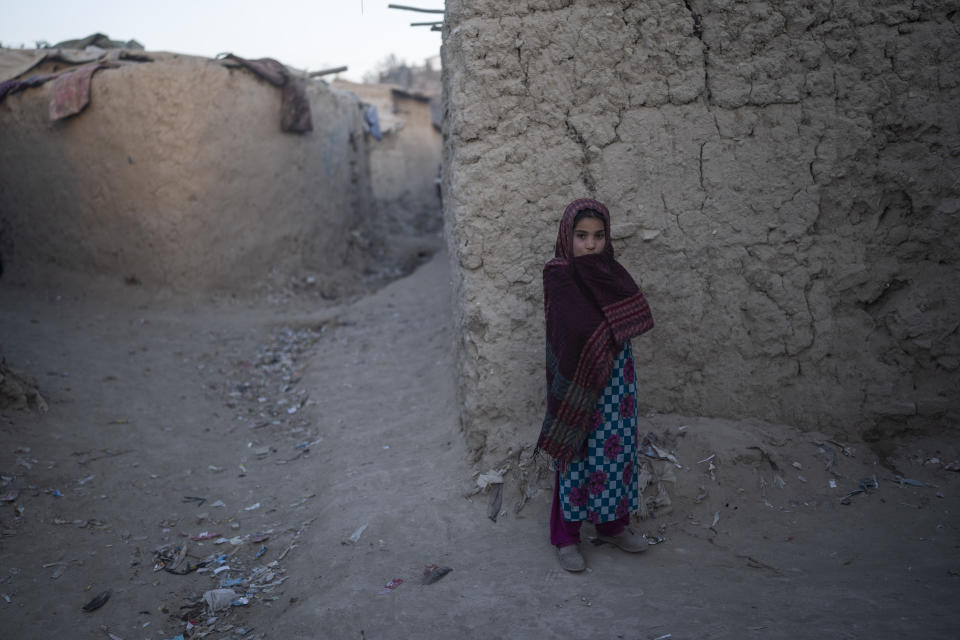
[441,0,960,462]
[0,54,378,292]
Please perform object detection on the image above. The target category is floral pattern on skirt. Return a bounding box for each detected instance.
[557,341,639,523]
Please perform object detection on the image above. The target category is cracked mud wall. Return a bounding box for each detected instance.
[0,53,378,293]
[441,0,960,463]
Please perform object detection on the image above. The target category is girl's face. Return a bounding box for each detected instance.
[572,217,606,257]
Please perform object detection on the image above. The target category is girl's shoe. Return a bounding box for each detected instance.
[597,528,649,553]
[556,544,586,572]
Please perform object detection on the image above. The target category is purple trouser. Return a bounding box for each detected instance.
[550,469,629,547]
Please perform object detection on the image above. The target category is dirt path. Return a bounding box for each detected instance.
[2,254,959,639]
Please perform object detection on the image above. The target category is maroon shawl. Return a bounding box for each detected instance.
[537,199,654,463]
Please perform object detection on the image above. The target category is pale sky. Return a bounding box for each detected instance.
[1,0,444,82]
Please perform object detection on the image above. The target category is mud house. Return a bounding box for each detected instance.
[0,48,436,294]
[440,0,960,464]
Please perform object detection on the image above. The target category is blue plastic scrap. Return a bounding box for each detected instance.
[364,104,382,141]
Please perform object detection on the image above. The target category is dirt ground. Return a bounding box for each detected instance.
[1,252,959,640]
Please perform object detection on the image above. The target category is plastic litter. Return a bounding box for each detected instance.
[475,468,505,490]
[277,517,315,561]
[82,589,111,612]
[840,476,879,505]
[255,545,267,558]
[344,523,367,545]
[288,495,314,507]
[243,502,260,511]
[378,578,403,595]
[100,626,124,640]
[814,441,841,477]
[190,532,220,541]
[154,542,208,575]
[944,461,960,472]
[1,489,19,502]
[696,452,717,481]
[889,476,930,488]
[170,560,206,575]
[639,433,680,466]
[827,439,856,457]
[202,588,238,612]
[488,483,503,522]
[421,564,452,585]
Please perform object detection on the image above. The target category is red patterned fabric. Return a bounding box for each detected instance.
[48,63,104,121]
[221,54,313,133]
[537,199,654,463]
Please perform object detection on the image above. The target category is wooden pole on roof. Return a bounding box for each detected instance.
[388,4,444,13]
[309,66,348,77]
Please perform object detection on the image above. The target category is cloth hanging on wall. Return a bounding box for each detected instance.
[220,53,313,134]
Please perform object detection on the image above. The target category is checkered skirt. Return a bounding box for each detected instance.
[557,341,639,523]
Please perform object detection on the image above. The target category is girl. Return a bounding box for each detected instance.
[538,198,655,572]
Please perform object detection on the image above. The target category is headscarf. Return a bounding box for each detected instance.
[536,199,654,463]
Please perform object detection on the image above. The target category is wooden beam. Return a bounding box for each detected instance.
[388,4,444,14]
[309,66,348,77]
[411,21,444,26]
